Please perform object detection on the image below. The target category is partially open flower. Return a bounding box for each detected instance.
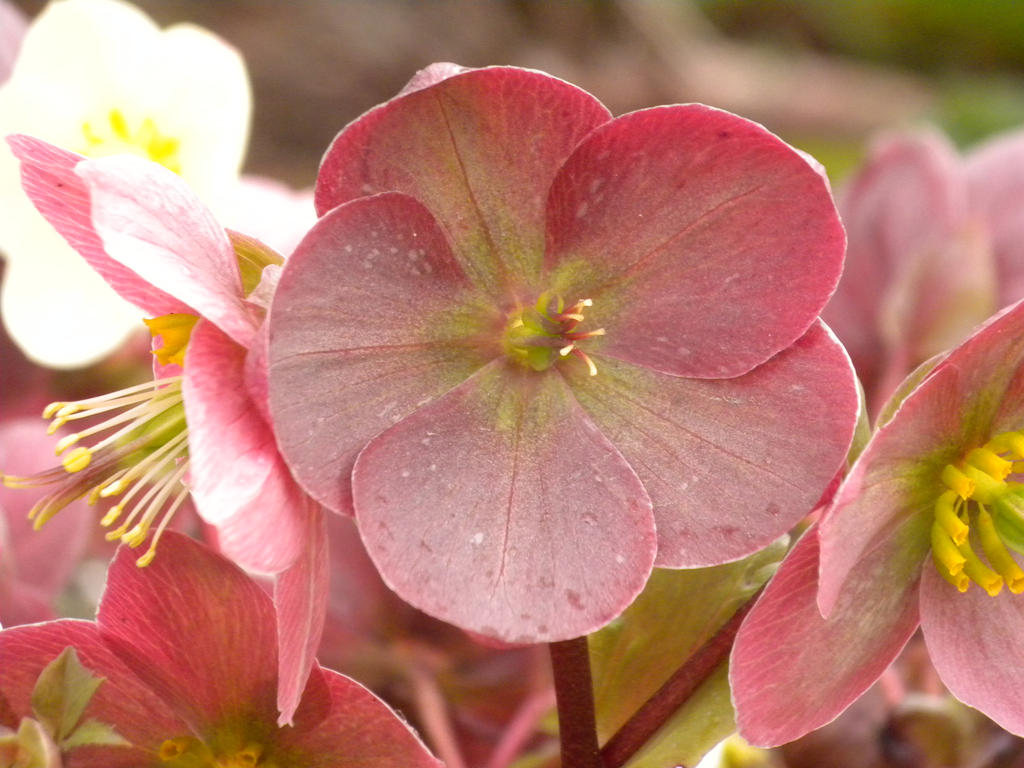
[732,298,1024,744]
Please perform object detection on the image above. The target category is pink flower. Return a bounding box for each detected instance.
[267,64,859,643]
[0,531,442,767]
[732,298,1024,745]
[823,128,1024,414]
[3,134,324,723]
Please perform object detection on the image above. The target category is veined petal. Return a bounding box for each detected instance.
[0,619,184,764]
[184,320,306,573]
[97,533,279,734]
[315,66,611,292]
[920,563,1024,736]
[5,135,188,315]
[268,193,491,513]
[77,155,258,347]
[273,502,328,727]
[732,528,920,747]
[352,360,657,643]
[567,321,857,567]
[544,105,844,379]
[275,669,442,767]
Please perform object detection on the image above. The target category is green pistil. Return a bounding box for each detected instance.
[503,291,604,375]
[931,430,1024,595]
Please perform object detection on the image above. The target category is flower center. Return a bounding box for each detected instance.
[81,108,182,173]
[159,736,276,768]
[0,314,198,566]
[931,430,1024,596]
[503,291,604,375]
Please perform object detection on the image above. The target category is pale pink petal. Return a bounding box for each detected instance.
[0,619,185,763]
[567,321,858,567]
[273,500,328,727]
[315,66,611,292]
[967,129,1024,305]
[0,0,27,85]
[920,564,1024,735]
[824,130,964,394]
[268,193,491,514]
[76,155,258,347]
[0,419,91,597]
[396,62,470,97]
[732,529,920,747]
[545,105,844,379]
[276,669,442,766]
[353,359,656,643]
[97,533,279,733]
[183,320,306,572]
[5,134,188,315]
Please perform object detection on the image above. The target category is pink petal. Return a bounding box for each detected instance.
[96,532,279,733]
[967,129,1024,306]
[76,155,258,347]
[277,668,442,766]
[315,66,611,291]
[0,419,91,597]
[732,529,920,747]
[544,105,844,378]
[273,500,328,727]
[0,619,184,762]
[567,321,858,567]
[0,0,27,85]
[5,135,188,315]
[352,359,656,643]
[183,320,307,572]
[920,564,1024,735]
[396,62,471,97]
[268,192,491,514]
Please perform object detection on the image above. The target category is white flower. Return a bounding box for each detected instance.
[0,0,251,368]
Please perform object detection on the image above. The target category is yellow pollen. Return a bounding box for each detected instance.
[934,490,968,546]
[61,447,92,473]
[82,109,183,174]
[145,314,200,367]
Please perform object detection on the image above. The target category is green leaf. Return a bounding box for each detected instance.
[590,540,788,767]
[30,647,105,743]
[61,718,130,750]
[0,717,62,768]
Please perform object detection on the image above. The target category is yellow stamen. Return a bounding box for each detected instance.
[967,447,1013,481]
[941,464,975,499]
[977,507,1024,593]
[931,522,966,576]
[61,447,92,473]
[957,538,1004,596]
[144,314,199,367]
[934,490,969,545]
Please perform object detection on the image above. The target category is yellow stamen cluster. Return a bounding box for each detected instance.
[2,376,190,568]
[145,313,199,367]
[504,292,605,376]
[158,736,277,767]
[931,431,1024,596]
[82,108,182,173]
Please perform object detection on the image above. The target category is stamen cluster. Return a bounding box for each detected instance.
[503,291,605,375]
[931,430,1024,595]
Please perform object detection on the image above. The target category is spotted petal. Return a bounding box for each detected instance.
[353,359,656,642]
[315,66,611,292]
[545,105,844,379]
[568,321,857,567]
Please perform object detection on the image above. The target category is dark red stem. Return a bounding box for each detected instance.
[550,636,604,768]
[600,588,764,768]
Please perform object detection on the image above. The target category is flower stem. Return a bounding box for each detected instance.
[550,636,604,768]
[600,588,764,768]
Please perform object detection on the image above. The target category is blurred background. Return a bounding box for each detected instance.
[11,0,1024,188]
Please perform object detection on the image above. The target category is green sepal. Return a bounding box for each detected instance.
[589,539,788,767]
[0,718,62,768]
[61,719,130,750]
[30,647,104,743]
